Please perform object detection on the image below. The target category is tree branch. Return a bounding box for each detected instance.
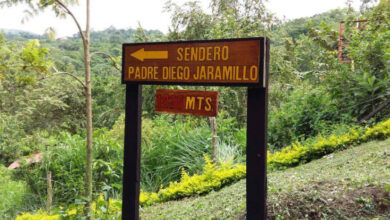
[53,0,86,43]
[90,51,121,72]
[358,97,390,125]
[39,68,86,89]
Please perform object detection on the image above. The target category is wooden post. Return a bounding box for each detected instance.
[46,171,53,214]
[122,84,142,220]
[246,37,269,219]
[210,117,217,161]
[121,37,269,220]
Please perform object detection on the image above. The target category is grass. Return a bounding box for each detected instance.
[140,138,390,219]
[0,166,31,219]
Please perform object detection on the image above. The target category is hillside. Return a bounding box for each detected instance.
[140,138,390,219]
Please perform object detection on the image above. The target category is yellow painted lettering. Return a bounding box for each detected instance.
[205,97,212,111]
[223,66,232,80]
[199,47,206,61]
[128,67,134,79]
[197,97,204,110]
[154,67,158,79]
[250,65,257,81]
[177,48,183,61]
[215,66,221,80]
[206,47,213,61]
[222,46,229,60]
[207,66,214,80]
[184,48,190,61]
[162,66,169,79]
[191,47,198,61]
[186,97,196,110]
[214,47,220,60]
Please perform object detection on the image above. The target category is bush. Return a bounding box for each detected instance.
[15,195,121,220]
[109,114,235,192]
[0,166,31,219]
[16,117,390,214]
[140,155,246,206]
[13,131,123,205]
[268,117,390,169]
[140,116,213,192]
[268,85,352,150]
[15,211,59,220]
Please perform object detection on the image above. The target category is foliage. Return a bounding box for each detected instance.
[269,117,390,169]
[140,155,246,206]
[0,166,31,219]
[13,131,123,205]
[310,0,390,121]
[164,0,277,126]
[0,35,85,165]
[1,1,390,218]
[139,116,390,207]
[108,112,245,192]
[15,211,59,220]
[140,117,390,205]
[15,195,122,220]
[141,136,390,219]
[268,84,351,150]
[110,114,213,192]
[17,134,390,219]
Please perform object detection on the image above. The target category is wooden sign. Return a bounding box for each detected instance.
[155,89,218,117]
[121,37,270,220]
[122,38,264,86]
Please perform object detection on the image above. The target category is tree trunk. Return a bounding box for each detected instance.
[46,171,52,214]
[210,117,217,162]
[84,0,93,218]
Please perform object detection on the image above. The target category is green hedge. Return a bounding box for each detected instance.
[140,117,390,206]
[139,155,246,206]
[15,118,390,216]
[268,118,390,169]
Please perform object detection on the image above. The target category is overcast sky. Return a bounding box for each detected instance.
[0,0,361,38]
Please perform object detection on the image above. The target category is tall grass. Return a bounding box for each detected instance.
[0,166,31,219]
[13,131,124,206]
[140,117,212,191]
[108,113,245,192]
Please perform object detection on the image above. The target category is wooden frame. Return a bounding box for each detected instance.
[121,37,270,220]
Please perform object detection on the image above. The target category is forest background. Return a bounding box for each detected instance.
[0,0,389,218]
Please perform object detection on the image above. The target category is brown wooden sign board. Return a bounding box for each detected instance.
[155,89,218,117]
[121,37,270,220]
[122,38,265,86]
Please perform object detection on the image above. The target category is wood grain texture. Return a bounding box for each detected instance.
[122,38,262,85]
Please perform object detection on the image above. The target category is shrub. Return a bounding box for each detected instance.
[268,85,351,150]
[268,117,390,169]
[109,114,214,192]
[0,166,31,219]
[14,195,121,220]
[13,131,123,205]
[140,155,246,206]
[138,117,390,205]
[16,117,390,213]
[15,211,59,220]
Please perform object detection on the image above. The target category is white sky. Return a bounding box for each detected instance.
[0,0,361,38]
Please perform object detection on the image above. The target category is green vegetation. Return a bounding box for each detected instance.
[15,135,390,219]
[1,0,389,218]
[0,166,31,219]
[139,156,245,206]
[140,137,390,219]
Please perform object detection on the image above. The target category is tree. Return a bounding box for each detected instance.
[0,0,95,217]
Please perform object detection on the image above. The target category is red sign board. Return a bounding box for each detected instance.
[155,89,218,117]
[122,38,264,86]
